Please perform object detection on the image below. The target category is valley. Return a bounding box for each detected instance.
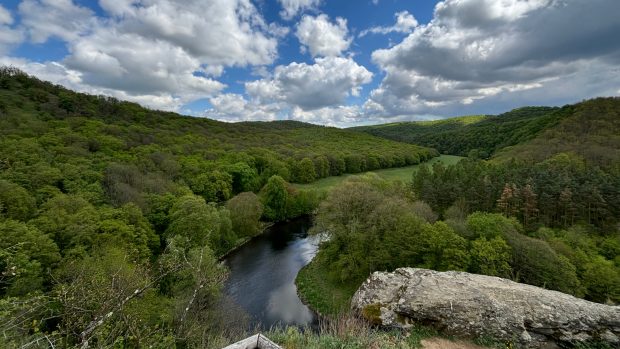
[1,69,618,349]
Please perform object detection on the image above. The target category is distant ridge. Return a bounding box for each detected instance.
[351,106,561,158]
[352,98,620,168]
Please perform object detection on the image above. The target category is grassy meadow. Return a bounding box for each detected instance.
[293,154,463,192]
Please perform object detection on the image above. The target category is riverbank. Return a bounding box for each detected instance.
[295,257,361,317]
[294,247,514,349]
[217,222,274,261]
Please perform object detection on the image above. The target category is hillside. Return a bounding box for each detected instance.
[352,106,566,158]
[0,67,437,201]
[493,98,620,168]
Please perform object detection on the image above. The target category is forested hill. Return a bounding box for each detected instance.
[493,97,620,168]
[0,67,437,194]
[351,105,568,158]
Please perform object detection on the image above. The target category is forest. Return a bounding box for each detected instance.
[353,98,620,170]
[302,157,619,316]
[1,67,619,348]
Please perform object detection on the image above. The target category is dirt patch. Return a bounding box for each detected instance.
[421,338,487,349]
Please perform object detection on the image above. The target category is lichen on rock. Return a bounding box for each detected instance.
[351,268,620,348]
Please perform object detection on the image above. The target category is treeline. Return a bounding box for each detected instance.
[493,97,620,168]
[353,106,564,158]
[0,66,437,190]
[311,172,619,306]
[412,153,620,231]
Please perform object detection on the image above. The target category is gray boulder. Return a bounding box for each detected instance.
[351,268,619,348]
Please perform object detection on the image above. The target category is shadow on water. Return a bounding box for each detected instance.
[223,216,320,331]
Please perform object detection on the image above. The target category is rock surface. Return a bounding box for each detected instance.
[351,268,620,348]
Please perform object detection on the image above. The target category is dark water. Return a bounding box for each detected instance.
[223,216,319,329]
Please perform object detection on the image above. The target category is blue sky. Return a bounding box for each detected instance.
[0,0,619,126]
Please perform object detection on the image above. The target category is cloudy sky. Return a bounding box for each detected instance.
[1,0,619,126]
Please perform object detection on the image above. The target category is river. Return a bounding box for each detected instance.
[223,216,319,329]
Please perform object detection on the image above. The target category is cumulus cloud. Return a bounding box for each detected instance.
[0,5,23,54]
[204,92,365,126]
[0,56,196,111]
[7,0,286,112]
[18,0,95,43]
[278,0,321,20]
[0,5,13,25]
[359,10,418,37]
[296,14,351,57]
[367,0,620,118]
[203,93,284,122]
[246,56,372,110]
[203,56,373,125]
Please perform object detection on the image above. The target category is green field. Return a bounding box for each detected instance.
[294,154,463,192]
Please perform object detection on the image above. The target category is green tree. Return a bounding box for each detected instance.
[226,192,263,238]
[189,170,233,203]
[469,236,512,278]
[581,256,620,303]
[53,247,171,347]
[159,236,227,346]
[166,195,236,255]
[504,231,582,296]
[466,212,519,239]
[225,162,259,193]
[419,222,470,271]
[260,175,289,222]
[0,220,60,296]
[0,180,36,221]
[294,158,317,184]
[31,194,100,253]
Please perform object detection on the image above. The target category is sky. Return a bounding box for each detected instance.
[0,0,619,127]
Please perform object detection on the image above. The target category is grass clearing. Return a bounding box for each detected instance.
[294,154,463,192]
[295,257,361,317]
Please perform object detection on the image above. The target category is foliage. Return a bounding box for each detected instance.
[226,192,263,238]
[494,98,620,168]
[260,175,289,222]
[0,180,36,221]
[311,175,618,303]
[412,156,620,230]
[353,106,564,157]
[0,220,60,296]
[166,194,235,256]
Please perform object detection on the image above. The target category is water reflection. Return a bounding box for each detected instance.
[223,216,319,329]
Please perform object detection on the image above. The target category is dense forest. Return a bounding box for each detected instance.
[493,98,620,168]
[1,66,619,349]
[353,105,571,158]
[303,156,619,319]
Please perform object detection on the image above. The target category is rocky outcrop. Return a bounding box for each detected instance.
[351,268,619,348]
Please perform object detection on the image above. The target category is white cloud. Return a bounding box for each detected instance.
[204,56,373,126]
[0,5,13,25]
[0,5,23,54]
[0,56,207,111]
[102,0,281,67]
[8,0,285,112]
[367,0,620,118]
[246,56,372,110]
[278,0,321,20]
[18,0,95,43]
[290,105,363,126]
[204,93,284,122]
[204,92,366,126]
[64,29,225,97]
[296,14,351,57]
[359,10,418,37]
